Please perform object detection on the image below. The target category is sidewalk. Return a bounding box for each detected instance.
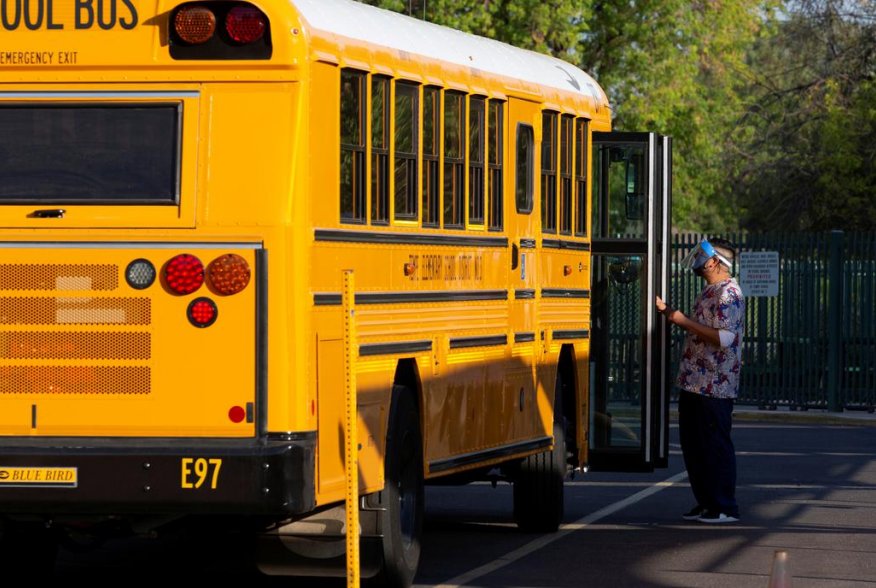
[670,403,876,427]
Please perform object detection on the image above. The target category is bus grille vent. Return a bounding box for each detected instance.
[0,264,151,395]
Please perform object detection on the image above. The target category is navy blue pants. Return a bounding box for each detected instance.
[678,390,739,517]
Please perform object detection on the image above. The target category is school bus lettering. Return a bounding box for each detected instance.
[181,458,222,490]
[0,0,137,31]
[75,0,138,30]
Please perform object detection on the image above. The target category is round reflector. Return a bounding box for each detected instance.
[228,405,246,423]
[165,254,205,295]
[187,297,218,328]
[174,5,217,45]
[126,259,156,290]
[225,5,266,44]
[207,254,251,295]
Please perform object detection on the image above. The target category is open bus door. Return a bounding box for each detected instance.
[588,132,672,472]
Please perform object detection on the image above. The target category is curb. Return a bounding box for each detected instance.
[670,408,876,427]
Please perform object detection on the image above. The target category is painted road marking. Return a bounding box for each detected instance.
[434,470,689,588]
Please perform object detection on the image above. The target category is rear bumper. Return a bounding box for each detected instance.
[0,433,315,517]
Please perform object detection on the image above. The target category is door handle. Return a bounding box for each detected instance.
[30,209,66,219]
[511,242,519,270]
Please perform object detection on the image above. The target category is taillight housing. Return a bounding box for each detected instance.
[207,254,251,295]
[170,2,272,60]
[165,254,205,295]
[188,297,218,327]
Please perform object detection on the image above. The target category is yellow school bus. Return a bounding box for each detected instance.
[0,0,671,583]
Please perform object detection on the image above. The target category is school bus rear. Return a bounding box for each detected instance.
[0,1,314,521]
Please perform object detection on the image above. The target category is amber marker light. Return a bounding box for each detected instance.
[225,5,267,44]
[174,5,217,44]
[564,265,573,276]
[404,262,416,277]
[207,254,251,295]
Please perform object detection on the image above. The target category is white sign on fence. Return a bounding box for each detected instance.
[739,251,779,297]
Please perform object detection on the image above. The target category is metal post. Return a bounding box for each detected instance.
[343,269,360,587]
[827,231,843,412]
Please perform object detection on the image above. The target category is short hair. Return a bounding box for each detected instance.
[709,237,736,270]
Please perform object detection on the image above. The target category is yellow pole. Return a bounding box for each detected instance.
[343,269,360,588]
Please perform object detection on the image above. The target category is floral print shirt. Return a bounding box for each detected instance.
[677,278,745,399]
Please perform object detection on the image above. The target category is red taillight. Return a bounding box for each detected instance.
[225,6,266,44]
[174,6,217,45]
[165,254,205,295]
[187,297,218,327]
[208,254,251,295]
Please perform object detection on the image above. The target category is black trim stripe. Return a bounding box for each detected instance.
[514,332,535,343]
[554,329,590,340]
[542,288,591,299]
[542,238,591,251]
[519,238,537,249]
[429,436,552,473]
[315,228,508,248]
[360,340,432,356]
[449,335,508,349]
[314,290,508,306]
[514,289,535,299]
[314,293,342,306]
[256,249,269,437]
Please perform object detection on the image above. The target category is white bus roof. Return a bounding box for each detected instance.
[292,0,608,108]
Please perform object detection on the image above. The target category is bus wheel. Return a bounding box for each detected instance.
[513,421,566,533]
[372,386,424,588]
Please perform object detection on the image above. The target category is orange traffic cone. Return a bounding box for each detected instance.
[768,550,791,587]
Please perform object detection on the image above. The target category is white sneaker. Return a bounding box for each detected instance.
[698,510,739,523]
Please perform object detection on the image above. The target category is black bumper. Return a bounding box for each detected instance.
[0,434,315,517]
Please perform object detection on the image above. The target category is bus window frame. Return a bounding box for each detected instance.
[340,68,367,225]
[393,80,420,224]
[515,123,534,215]
[443,90,466,229]
[422,85,441,229]
[487,98,504,231]
[541,110,558,233]
[371,74,392,226]
[0,91,200,229]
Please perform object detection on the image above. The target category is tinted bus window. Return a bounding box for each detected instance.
[341,69,366,223]
[516,124,534,213]
[0,104,180,203]
[394,81,419,221]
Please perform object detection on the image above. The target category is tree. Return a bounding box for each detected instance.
[732,0,876,231]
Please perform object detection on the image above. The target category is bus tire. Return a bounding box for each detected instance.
[513,421,566,533]
[372,386,424,588]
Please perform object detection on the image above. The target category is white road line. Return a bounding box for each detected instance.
[433,470,689,588]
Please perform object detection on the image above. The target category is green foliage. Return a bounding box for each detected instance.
[353,0,875,232]
[733,2,876,231]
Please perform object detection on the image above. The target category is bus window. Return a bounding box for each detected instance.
[575,118,589,236]
[423,87,441,228]
[0,104,180,203]
[516,124,534,214]
[444,91,465,228]
[394,81,419,221]
[488,100,504,230]
[372,75,391,224]
[541,111,557,233]
[340,69,366,223]
[469,97,486,226]
[560,114,573,235]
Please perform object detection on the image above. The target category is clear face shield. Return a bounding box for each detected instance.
[681,240,732,275]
